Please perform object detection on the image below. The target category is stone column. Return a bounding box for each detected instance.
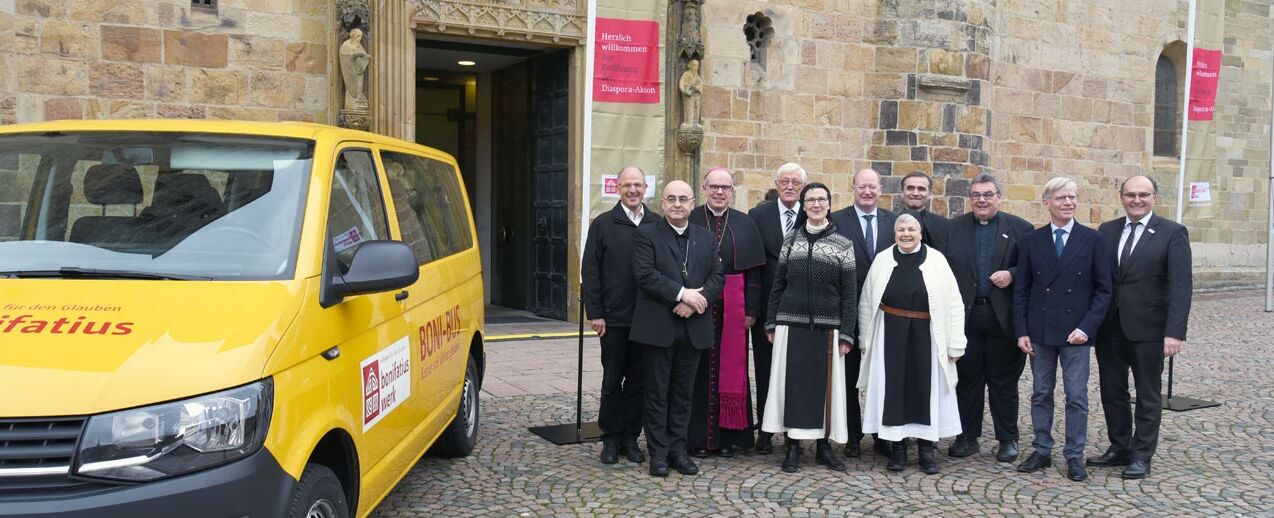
[666,0,704,190]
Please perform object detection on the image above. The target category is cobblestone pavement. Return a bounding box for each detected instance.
[374,291,1274,517]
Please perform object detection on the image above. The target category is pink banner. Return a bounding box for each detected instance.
[593,18,660,104]
[1188,48,1222,121]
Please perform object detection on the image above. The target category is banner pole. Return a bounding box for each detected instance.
[1175,0,1197,223]
[1266,74,1274,312]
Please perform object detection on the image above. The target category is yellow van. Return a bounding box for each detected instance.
[0,120,485,517]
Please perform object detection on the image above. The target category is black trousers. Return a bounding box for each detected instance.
[643,322,703,462]
[955,303,1026,441]
[1095,322,1164,461]
[598,326,645,441]
[844,343,863,443]
[750,324,774,435]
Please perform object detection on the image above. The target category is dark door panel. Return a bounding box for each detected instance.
[531,50,569,320]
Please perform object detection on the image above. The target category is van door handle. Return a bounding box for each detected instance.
[395,290,409,301]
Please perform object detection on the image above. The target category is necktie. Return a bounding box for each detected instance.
[783,208,795,236]
[1053,228,1066,257]
[864,214,876,260]
[1120,221,1141,267]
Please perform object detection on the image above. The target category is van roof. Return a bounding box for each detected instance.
[0,119,402,146]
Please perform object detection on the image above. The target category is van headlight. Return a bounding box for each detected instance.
[74,379,272,482]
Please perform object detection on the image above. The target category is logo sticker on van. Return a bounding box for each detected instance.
[361,337,411,432]
[333,226,363,253]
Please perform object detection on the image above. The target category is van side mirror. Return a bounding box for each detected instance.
[320,240,419,308]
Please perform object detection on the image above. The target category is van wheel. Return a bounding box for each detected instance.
[430,355,480,457]
[286,464,349,518]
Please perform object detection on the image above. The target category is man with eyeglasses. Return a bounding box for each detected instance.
[942,173,1033,463]
[1013,177,1112,482]
[830,167,895,458]
[1088,175,1191,480]
[582,166,662,465]
[899,171,952,253]
[631,180,724,477]
[747,162,806,454]
[685,167,766,459]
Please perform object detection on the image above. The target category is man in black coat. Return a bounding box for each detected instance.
[746,162,806,454]
[898,170,951,253]
[1088,175,1192,480]
[943,173,1033,463]
[631,180,724,477]
[829,167,895,457]
[1014,176,1112,482]
[582,166,661,465]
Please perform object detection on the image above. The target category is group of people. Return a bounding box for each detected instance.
[581,163,1192,482]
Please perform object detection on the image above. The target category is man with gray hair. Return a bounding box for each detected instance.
[942,173,1033,463]
[1013,176,1112,482]
[746,162,806,454]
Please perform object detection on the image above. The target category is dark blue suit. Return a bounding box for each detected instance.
[1013,221,1111,461]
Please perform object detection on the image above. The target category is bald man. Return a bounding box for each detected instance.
[829,168,896,458]
[631,180,724,477]
[582,166,662,465]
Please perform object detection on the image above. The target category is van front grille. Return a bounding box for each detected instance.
[0,417,105,497]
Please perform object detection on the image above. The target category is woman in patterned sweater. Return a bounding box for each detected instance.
[760,182,857,473]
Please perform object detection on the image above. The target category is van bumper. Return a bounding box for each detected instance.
[0,448,295,517]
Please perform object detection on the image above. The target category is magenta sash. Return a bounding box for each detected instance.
[719,273,748,430]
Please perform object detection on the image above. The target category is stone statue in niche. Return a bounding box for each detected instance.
[339,28,371,111]
[678,59,703,129]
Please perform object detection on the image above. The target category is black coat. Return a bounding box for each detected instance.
[630,222,724,349]
[1013,222,1113,346]
[581,202,661,326]
[830,206,896,290]
[904,208,952,253]
[945,211,1033,337]
[747,200,794,326]
[1098,214,1192,342]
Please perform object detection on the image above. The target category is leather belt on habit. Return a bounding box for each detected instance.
[880,303,930,320]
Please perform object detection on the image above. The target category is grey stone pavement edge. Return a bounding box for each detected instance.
[373,291,1274,517]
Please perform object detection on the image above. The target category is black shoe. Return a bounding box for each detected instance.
[1066,458,1088,481]
[622,438,646,464]
[782,442,802,473]
[995,440,1020,463]
[719,443,736,458]
[755,433,773,454]
[887,440,908,472]
[1121,459,1152,479]
[874,437,892,457]
[1017,452,1052,473]
[688,447,709,458]
[1086,449,1132,467]
[648,458,669,477]
[843,439,862,458]
[947,436,978,458]
[814,440,847,472]
[918,443,940,474]
[669,455,699,475]
[599,440,620,464]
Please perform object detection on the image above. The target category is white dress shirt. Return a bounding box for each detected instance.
[1117,212,1153,266]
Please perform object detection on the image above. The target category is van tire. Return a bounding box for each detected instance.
[430,355,480,458]
[286,464,349,518]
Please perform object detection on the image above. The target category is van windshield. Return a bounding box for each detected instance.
[0,132,313,280]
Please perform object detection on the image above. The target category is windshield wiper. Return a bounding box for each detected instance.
[0,268,214,281]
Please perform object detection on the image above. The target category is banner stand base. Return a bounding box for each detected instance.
[528,422,604,446]
[1164,395,1221,412]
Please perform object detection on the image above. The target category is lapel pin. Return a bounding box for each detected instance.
[1002,233,1008,239]
[1147,228,1156,234]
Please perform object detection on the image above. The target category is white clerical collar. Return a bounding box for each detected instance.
[1050,219,1075,234]
[898,244,922,255]
[669,221,689,235]
[708,206,727,217]
[1125,212,1152,228]
[854,205,877,219]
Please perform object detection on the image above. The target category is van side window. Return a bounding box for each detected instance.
[380,151,472,265]
[327,149,389,273]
